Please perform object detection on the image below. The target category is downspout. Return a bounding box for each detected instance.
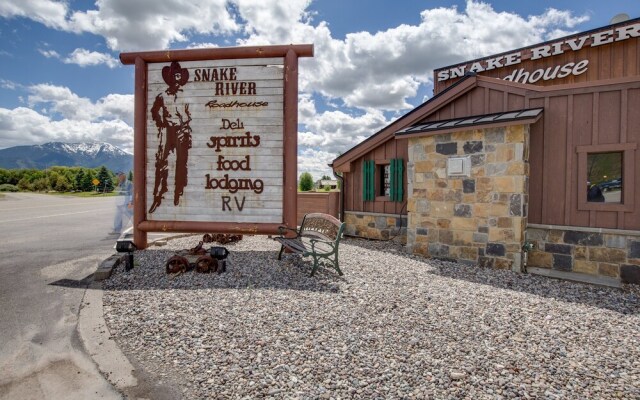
[330,164,345,222]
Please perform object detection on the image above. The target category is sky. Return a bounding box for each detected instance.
[1,0,639,180]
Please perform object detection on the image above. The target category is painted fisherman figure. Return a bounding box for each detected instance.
[111,171,133,235]
[148,61,193,213]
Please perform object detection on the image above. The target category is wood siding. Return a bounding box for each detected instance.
[343,138,408,215]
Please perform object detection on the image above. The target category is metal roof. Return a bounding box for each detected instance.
[396,108,544,136]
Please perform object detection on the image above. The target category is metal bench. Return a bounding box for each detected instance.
[274,213,345,276]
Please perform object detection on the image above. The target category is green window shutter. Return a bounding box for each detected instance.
[397,158,403,202]
[362,160,375,201]
[390,158,403,202]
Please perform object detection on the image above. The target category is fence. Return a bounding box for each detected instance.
[297,191,339,225]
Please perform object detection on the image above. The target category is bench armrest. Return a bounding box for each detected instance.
[277,225,299,237]
[309,238,336,253]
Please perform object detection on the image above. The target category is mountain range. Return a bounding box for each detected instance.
[0,142,133,173]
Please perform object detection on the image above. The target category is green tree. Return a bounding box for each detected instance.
[321,175,331,180]
[31,178,49,192]
[81,170,95,192]
[0,169,9,185]
[17,178,32,191]
[96,166,114,192]
[128,170,133,183]
[75,169,85,191]
[53,176,73,192]
[299,172,314,192]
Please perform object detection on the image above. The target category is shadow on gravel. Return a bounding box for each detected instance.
[343,237,640,315]
[102,248,347,294]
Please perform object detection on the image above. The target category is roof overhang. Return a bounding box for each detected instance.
[395,108,544,139]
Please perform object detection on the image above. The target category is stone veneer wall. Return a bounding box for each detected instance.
[344,211,407,243]
[526,225,640,284]
[407,125,529,271]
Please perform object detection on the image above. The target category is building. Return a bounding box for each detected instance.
[315,179,338,190]
[332,17,640,285]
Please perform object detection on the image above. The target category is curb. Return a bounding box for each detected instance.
[94,234,185,281]
[78,281,138,393]
[94,254,122,281]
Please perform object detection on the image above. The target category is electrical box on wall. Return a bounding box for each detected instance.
[447,156,471,177]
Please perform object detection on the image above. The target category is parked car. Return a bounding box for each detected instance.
[599,178,622,192]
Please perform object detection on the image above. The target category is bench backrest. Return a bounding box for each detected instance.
[299,213,344,242]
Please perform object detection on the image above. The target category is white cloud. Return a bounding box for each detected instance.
[0,106,133,151]
[237,0,588,112]
[297,148,337,182]
[62,48,119,68]
[0,0,68,29]
[27,84,134,124]
[68,0,239,52]
[38,48,60,58]
[0,84,135,150]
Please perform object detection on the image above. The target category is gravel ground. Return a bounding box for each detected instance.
[103,235,640,399]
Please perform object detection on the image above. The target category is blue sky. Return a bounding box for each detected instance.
[0,0,638,179]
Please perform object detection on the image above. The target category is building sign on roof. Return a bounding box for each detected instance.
[434,19,640,91]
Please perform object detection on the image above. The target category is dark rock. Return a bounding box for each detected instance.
[470,154,486,167]
[416,228,429,236]
[629,241,640,259]
[552,254,573,271]
[620,264,640,284]
[454,204,472,217]
[463,179,476,193]
[478,226,489,234]
[545,243,573,255]
[463,141,483,154]
[436,142,457,155]
[563,231,604,246]
[486,243,506,257]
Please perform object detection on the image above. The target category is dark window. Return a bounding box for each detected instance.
[577,143,636,212]
[380,164,390,196]
[586,152,622,203]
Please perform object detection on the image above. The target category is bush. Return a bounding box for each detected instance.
[0,184,19,192]
[298,172,314,192]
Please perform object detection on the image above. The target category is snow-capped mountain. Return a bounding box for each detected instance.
[0,142,133,172]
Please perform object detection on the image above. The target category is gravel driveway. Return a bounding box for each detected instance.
[103,235,640,399]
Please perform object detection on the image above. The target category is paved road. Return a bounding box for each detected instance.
[0,193,126,399]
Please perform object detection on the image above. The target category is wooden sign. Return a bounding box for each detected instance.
[120,45,313,248]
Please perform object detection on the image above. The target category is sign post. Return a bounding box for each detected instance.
[120,45,313,249]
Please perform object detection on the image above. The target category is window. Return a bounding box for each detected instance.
[362,158,403,202]
[380,164,390,196]
[586,152,622,203]
[577,143,636,211]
